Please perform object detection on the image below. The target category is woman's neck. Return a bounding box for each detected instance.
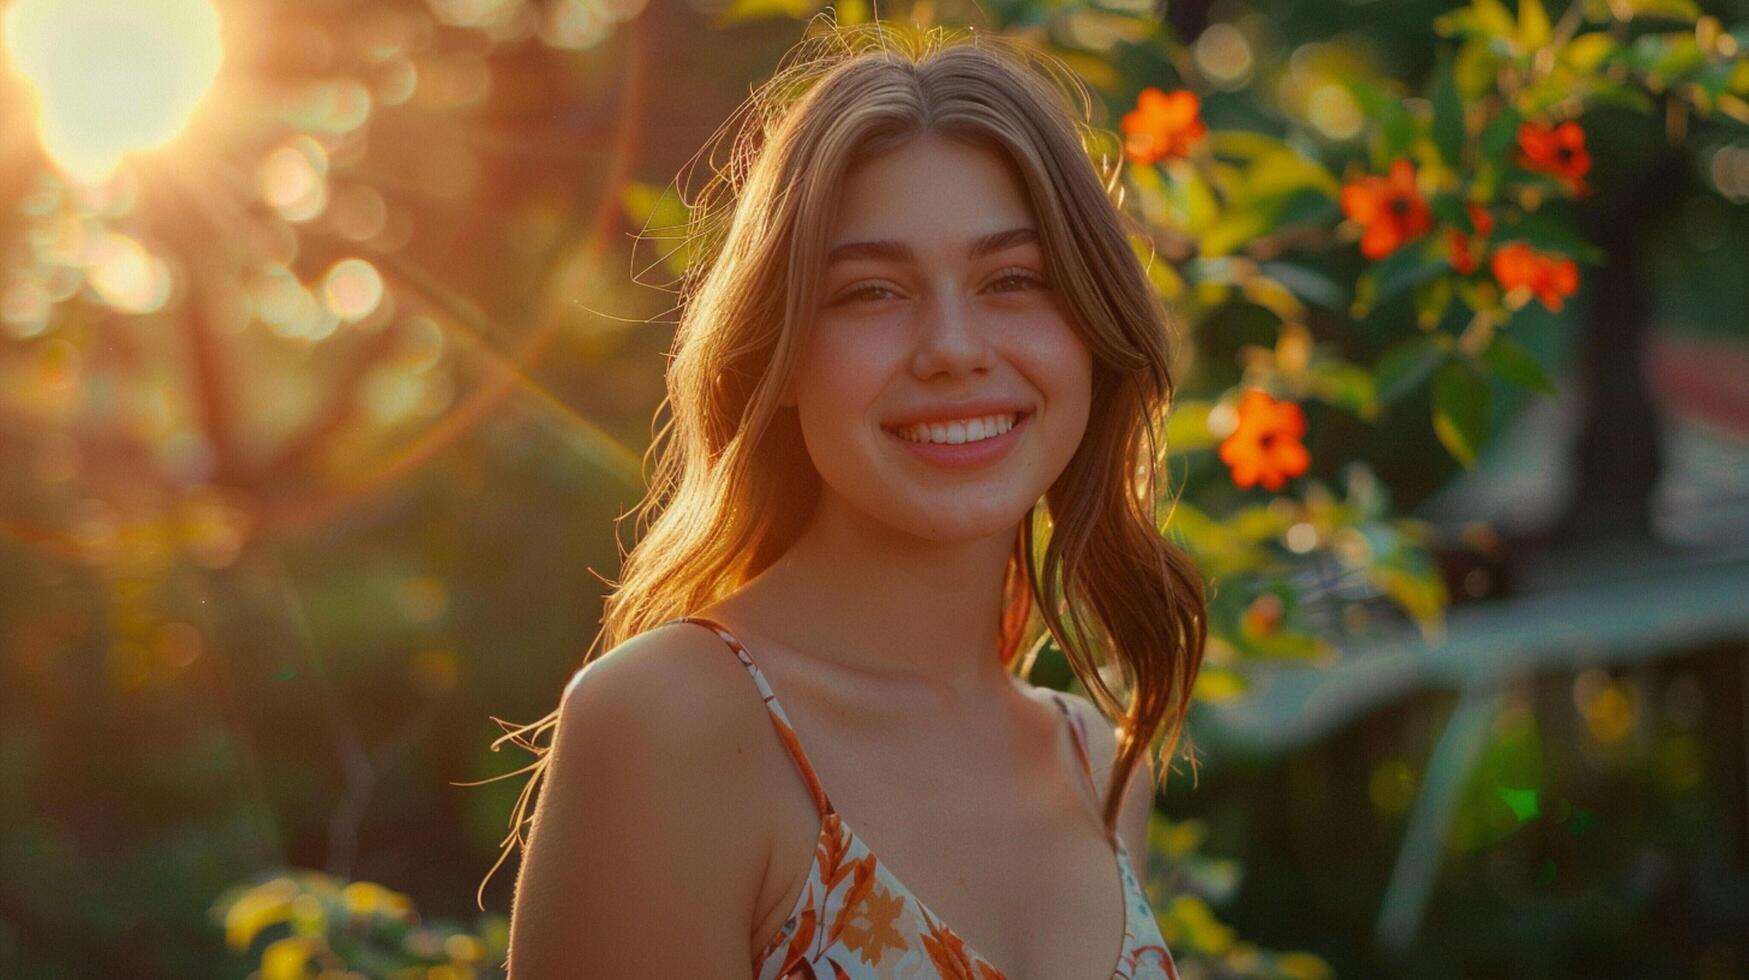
[726,498,1021,703]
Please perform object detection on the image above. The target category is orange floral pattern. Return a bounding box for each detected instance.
[1218,389,1310,492]
[668,617,1181,980]
[1339,159,1435,259]
[1517,120,1592,196]
[1490,242,1579,311]
[1121,88,1207,165]
[1447,201,1495,275]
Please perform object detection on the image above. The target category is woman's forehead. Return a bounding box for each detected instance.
[827,138,1037,255]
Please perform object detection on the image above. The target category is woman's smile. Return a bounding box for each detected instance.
[883,410,1034,471]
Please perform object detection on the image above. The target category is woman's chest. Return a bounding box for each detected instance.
[749,729,1128,979]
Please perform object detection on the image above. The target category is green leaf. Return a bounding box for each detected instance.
[1192,668,1248,703]
[1199,188,1334,257]
[1432,55,1467,168]
[1198,208,1275,258]
[1164,399,1219,453]
[1585,81,1656,113]
[1650,34,1707,76]
[1431,359,1491,467]
[1244,624,1331,660]
[1499,786,1541,821]
[1373,336,1450,405]
[1564,32,1617,72]
[1052,48,1121,92]
[1428,193,1472,230]
[1497,211,1606,263]
[1518,0,1552,50]
[1273,187,1341,226]
[1352,238,1448,317]
[1257,261,1348,310]
[1372,555,1451,630]
[1206,130,1293,161]
[1414,276,1455,329]
[261,937,317,979]
[1308,360,1380,420]
[1481,335,1557,394]
[1454,38,1500,100]
[1168,165,1222,236]
[1473,0,1520,38]
[1244,147,1342,199]
[1480,106,1523,160]
[1346,80,1417,163]
[1613,0,1701,22]
[224,880,297,951]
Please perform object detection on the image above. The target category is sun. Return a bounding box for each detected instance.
[1,0,225,184]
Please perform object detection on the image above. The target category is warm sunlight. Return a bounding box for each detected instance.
[1,0,224,184]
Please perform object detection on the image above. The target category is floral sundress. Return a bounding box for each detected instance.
[670,616,1180,980]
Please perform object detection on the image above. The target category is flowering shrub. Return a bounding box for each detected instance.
[212,872,507,979]
[191,0,1745,976]
[663,2,1746,974]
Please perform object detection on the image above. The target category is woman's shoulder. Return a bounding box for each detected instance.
[550,616,784,864]
[562,619,773,747]
[517,621,775,973]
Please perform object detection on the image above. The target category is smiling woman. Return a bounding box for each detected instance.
[493,18,1205,980]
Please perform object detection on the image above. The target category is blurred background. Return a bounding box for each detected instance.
[0,0,1745,977]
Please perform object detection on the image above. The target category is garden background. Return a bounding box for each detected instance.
[1,0,1747,976]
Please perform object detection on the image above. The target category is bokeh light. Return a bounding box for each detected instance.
[86,233,174,313]
[1,0,225,183]
[320,258,385,323]
[259,136,331,223]
[1196,23,1255,90]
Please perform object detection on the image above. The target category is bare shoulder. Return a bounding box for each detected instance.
[562,618,765,728]
[554,619,779,803]
[506,620,770,978]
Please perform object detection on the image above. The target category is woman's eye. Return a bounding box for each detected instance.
[989,271,1047,293]
[834,270,1046,306]
[839,284,898,304]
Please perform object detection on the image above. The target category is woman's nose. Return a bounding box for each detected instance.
[910,289,993,377]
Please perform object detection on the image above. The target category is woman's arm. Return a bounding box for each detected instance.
[507,630,765,979]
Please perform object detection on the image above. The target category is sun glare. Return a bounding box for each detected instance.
[2,0,224,184]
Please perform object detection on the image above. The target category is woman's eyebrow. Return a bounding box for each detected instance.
[824,226,1038,268]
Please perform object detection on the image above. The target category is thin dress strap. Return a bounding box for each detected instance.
[667,616,837,818]
[1048,692,1115,841]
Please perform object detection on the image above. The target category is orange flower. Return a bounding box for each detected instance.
[1121,87,1207,165]
[1516,120,1591,196]
[839,883,908,966]
[1218,389,1310,491]
[1490,241,1579,311]
[1339,159,1434,260]
[1241,593,1285,636]
[1447,201,1495,275]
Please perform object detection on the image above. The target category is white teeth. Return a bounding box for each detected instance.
[896,413,1018,445]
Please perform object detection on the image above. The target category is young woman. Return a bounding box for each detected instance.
[497,21,1206,980]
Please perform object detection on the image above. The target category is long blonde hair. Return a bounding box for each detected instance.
[472,18,1206,906]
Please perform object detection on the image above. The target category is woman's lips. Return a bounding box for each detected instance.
[884,412,1030,471]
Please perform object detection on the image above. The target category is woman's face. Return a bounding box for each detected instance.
[783,134,1094,543]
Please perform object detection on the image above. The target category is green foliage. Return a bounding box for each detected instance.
[212,871,508,979]
[1431,359,1491,469]
[85,0,1730,974]
[1146,813,1335,979]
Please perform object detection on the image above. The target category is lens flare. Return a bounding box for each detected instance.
[2,0,225,184]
